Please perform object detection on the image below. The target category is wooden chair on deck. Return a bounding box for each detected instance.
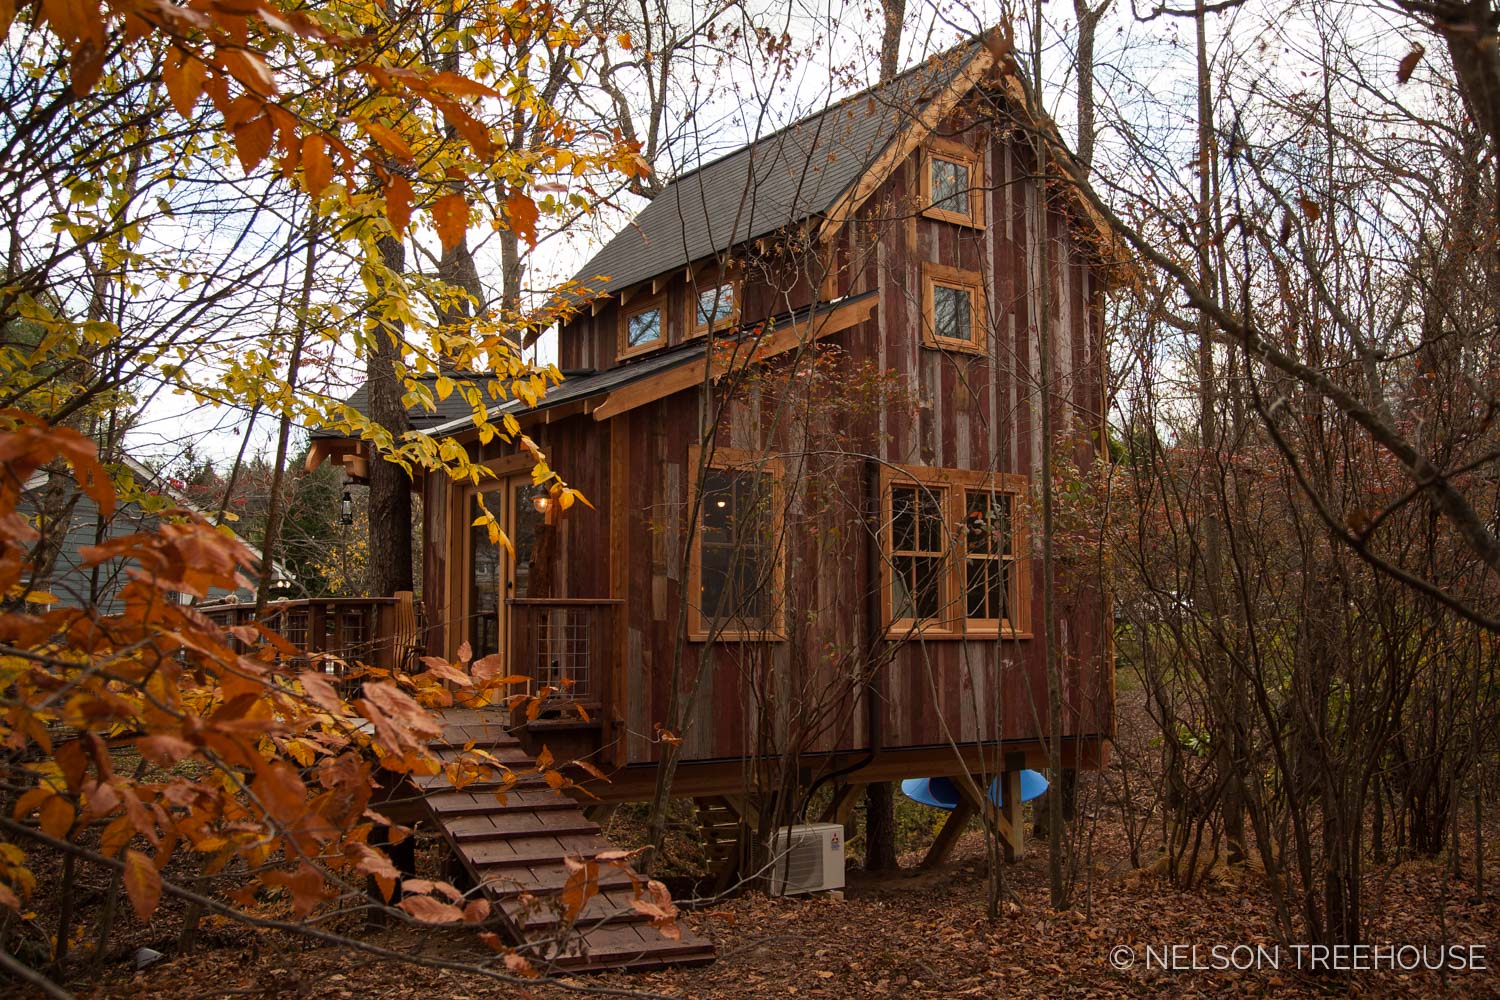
[392,591,423,672]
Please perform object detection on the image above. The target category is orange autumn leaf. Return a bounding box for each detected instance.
[39,794,75,839]
[361,118,415,163]
[505,190,540,248]
[399,894,465,924]
[163,51,207,118]
[123,848,161,921]
[385,174,413,233]
[302,134,332,197]
[432,192,468,252]
[232,115,274,174]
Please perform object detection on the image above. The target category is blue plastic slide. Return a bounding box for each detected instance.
[900,771,1049,810]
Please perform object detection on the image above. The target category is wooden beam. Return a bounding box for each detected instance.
[821,782,866,825]
[590,294,879,423]
[920,799,975,869]
[590,295,611,317]
[564,736,1111,803]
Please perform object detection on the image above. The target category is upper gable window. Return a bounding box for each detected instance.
[690,279,739,338]
[619,295,666,359]
[921,263,986,355]
[920,137,984,228]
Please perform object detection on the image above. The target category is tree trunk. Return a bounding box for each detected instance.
[1072,0,1111,175]
[367,232,414,597]
[879,0,905,82]
[863,782,899,871]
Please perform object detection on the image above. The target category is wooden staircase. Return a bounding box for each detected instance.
[413,708,716,972]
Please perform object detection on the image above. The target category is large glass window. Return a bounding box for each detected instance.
[922,263,986,354]
[963,490,1013,624]
[921,139,982,226]
[881,468,1028,637]
[932,284,972,344]
[691,452,781,639]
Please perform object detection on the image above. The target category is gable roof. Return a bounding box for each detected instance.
[570,37,989,299]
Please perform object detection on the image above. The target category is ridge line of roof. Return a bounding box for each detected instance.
[658,34,983,191]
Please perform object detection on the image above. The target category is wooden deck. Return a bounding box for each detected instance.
[416,708,716,972]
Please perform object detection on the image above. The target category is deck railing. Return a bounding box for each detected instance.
[506,598,620,707]
[199,597,401,672]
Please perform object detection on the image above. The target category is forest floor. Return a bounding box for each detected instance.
[20,687,1500,999]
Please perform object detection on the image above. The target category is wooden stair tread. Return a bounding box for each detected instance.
[474,862,638,898]
[550,925,717,971]
[422,788,579,815]
[460,832,615,867]
[500,888,650,930]
[443,811,601,841]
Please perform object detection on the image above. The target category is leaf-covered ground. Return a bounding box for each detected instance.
[51,813,1496,1000]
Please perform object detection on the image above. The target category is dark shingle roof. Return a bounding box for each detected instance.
[571,39,983,297]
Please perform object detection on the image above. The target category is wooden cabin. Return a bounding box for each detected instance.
[309,35,1114,865]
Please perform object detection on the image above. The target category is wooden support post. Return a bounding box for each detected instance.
[919,799,976,869]
[950,760,1026,864]
[820,782,867,825]
[997,765,1025,863]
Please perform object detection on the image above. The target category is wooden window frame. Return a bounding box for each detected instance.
[879,465,1031,640]
[919,136,985,228]
[686,275,741,339]
[618,293,668,360]
[921,262,987,356]
[686,445,786,642]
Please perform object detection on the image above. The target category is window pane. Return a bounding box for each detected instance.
[964,491,1011,556]
[913,556,943,618]
[510,483,543,599]
[700,466,773,628]
[696,283,735,328]
[627,307,662,347]
[890,483,946,622]
[933,285,972,342]
[468,495,500,658]
[931,157,969,216]
[892,485,917,551]
[965,557,1010,621]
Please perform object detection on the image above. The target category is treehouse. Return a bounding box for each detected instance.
[295,31,1116,969]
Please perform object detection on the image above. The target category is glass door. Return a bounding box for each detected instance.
[462,476,545,661]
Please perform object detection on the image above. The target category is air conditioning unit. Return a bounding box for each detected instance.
[767,823,845,896]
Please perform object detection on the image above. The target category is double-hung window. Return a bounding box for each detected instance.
[881,466,1029,637]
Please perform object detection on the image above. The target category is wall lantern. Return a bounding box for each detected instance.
[531,486,552,515]
[339,490,354,526]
